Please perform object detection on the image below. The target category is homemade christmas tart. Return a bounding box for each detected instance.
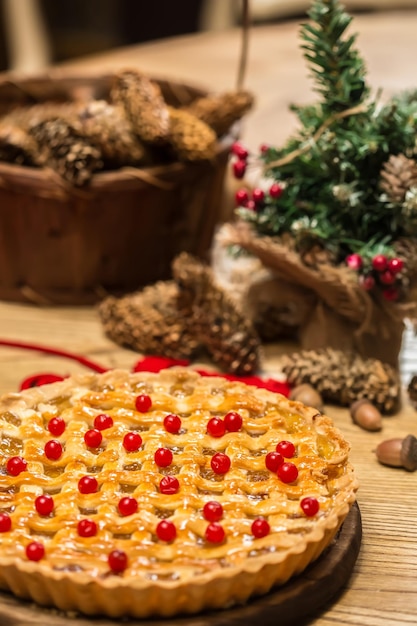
[0,368,358,619]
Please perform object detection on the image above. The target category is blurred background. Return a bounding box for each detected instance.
[0,0,417,73]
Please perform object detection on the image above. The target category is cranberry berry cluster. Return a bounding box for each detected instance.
[230,141,250,180]
[231,141,285,212]
[235,182,284,212]
[345,252,405,301]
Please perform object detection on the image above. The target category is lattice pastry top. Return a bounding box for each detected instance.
[0,368,358,619]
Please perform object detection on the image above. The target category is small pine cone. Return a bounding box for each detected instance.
[167,107,217,161]
[281,348,400,414]
[184,90,254,137]
[111,70,170,144]
[77,100,149,167]
[97,281,200,360]
[380,154,417,203]
[28,118,103,186]
[172,252,261,375]
[408,374,417,404]
[0,124,37,165]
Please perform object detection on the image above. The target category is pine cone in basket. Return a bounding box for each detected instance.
[167,107,218,161]
[380,153,417,203]
[407,374,417,405]
[172,252,261,375]
[0,102,82,132]
[98,281,199,360]
[77,100,150,168]
[28,118,103,186]
[281,348,400,414]
[111,69,170,144]
[0,124,37,165]
[184,89,255,137]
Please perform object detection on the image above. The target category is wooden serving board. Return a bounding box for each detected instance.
[0,504,361,626]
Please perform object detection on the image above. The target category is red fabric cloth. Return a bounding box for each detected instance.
[0,340,289,397]
[132,356,190,372]
[20,374,66,390]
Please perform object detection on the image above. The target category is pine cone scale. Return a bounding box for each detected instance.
[281,347,400,414]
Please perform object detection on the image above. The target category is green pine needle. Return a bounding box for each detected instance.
[246,0,417,266]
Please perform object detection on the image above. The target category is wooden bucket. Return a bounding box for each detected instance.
[0,71,234,305]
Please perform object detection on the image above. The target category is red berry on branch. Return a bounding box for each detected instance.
[379,270,396,285]
[6,456,27,476]
[205,522,225,544]
[359,274,376,291]
[203,501,224,522]
[233,159,247,179]
[388,258,404,274]
[372,254,388,272]
[269,183,283,199]
[235,188,249,206]
[245,199,256,211]
[251,518,270,538]
[231,141,249,160]
[252,188,265,204]
[346,253,363,270]
[259,143,270,154]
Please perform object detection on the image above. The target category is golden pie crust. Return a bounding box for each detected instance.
[0,368,358,619]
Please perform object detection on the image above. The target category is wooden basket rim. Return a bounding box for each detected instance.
[0,135,234,197]
[0,69,235,195]
[0,67,210,102]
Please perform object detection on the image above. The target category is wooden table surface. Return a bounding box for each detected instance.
[1,9,417,626]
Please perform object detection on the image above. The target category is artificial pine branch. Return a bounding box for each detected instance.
[237,0,417,288]
[300,0,369,114]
